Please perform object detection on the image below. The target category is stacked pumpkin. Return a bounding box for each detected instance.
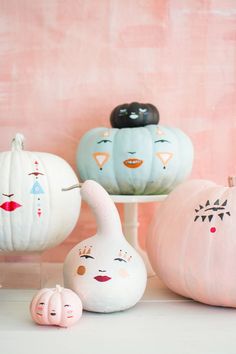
[77,102,194,195]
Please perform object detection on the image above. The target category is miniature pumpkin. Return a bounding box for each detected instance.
[77,123,193,195]
[63,180,147,313]
[110,101,159,128]
[30,285,82,327]
[147,177,236,307]
[0,133,81,252]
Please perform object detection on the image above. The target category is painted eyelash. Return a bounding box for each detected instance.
[154,139,171,143]
[97,140,112,144]
[194,212,231,222]
[80,255,94,259]
[114,257,127,263]
[117,250,132,262]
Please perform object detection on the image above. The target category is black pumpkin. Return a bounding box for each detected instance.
[110,102,160,128]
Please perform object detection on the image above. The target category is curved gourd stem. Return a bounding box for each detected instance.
[11,133,25,151]
[80,180,123,238]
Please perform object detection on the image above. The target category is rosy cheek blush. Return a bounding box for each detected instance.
[118,268,129,278]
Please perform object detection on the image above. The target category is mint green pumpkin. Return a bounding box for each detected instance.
[76,125,193,195]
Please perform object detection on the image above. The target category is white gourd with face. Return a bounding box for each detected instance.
[63,180,147,313]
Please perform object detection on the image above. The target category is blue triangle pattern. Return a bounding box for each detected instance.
[30,181,44,194]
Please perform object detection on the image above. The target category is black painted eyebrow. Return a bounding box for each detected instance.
[204,207,225,212]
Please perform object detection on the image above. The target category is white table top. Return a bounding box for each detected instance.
[0,264,236,354]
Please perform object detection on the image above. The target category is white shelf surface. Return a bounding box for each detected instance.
[1,263,236,354]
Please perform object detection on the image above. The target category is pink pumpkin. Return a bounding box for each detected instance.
[30,285,82,327]
[147,178,236,307]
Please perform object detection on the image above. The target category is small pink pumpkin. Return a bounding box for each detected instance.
[30,285,82,327]
[147,177,236,307]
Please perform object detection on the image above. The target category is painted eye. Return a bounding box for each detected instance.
[39,302,45,305]
[64,304,70,307]
[80,255,95,259]
[114,257,127,263]
[119,109,127,115]
[139,108,147,113]
[97,140,112,144]
[154,139,171,143]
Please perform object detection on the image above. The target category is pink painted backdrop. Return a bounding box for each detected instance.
[0,0,235,261]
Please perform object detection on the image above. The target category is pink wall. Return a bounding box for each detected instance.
[0,0,235,261]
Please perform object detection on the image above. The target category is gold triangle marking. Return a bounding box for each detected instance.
[156,152,173,166]
[93,152,110,168]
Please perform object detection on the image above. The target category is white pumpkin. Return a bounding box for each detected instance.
[63,180,147,313]
[0,133,81,252]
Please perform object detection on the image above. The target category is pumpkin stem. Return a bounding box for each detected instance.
[228,176,236,187]
[55,284,62,293]
[11,133,25,151]
[61,183,83,191]
[80,180,124,239]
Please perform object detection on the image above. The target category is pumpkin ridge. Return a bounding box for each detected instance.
[25,151,36,251]
[179,186,213,300]
[203,186,231,305]
[143,126,156,195]
[37,153,51,250]
[150,181,212,298]
[170,127,193,192]
[112,130,122,195]
[8,148,14,251]
[0,153,9,250]
[162,127,181,194]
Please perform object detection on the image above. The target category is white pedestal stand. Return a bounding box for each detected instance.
[110,195,167,276]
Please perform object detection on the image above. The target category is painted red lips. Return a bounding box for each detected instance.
[0,201,22,212]
[94,276,112,282]
[123,158,143,169]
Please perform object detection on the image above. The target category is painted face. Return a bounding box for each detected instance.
[76,244,132,283]
[91,126,175,173]
[0,159,77,218]
[194,199,231,234]
[0,151,80,252]
[31,286,82,327]
[64,237,147,313]
[118,106,149,120]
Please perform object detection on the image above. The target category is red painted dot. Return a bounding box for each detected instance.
[210,227,216,233]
